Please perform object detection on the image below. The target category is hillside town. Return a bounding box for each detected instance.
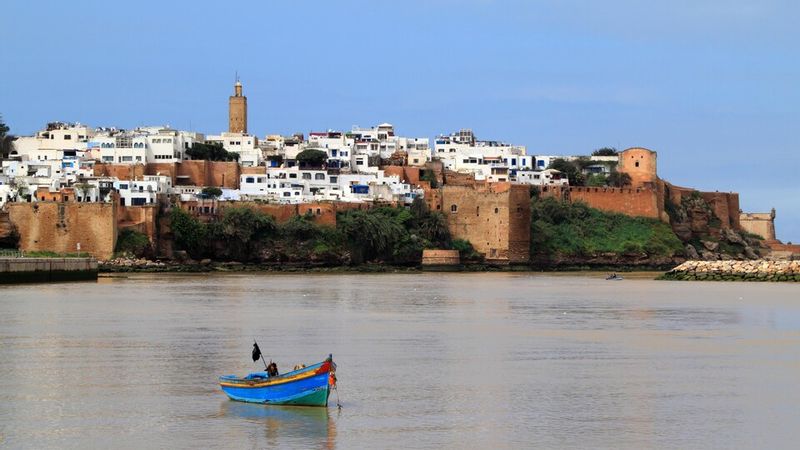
[0,80,795,264]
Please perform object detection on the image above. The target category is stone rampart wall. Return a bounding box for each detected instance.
[6,202,117,260]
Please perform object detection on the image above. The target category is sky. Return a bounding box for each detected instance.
[2,0,798,240]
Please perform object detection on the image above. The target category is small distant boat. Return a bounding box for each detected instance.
[219,355,337,407]
[605,274,624,280]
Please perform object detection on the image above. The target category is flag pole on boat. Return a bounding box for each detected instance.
[252,340,268,371]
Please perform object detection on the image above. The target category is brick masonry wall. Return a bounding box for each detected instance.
[421,249,460,265]
[568,186,661,219]
[7,202,118,260]
[542,182,742,227]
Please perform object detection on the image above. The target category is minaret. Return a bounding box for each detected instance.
[228,76,248,134]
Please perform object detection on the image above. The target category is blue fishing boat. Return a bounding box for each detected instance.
[219,354,337,407]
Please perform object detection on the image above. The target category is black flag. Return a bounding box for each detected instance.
[252,342,262,362]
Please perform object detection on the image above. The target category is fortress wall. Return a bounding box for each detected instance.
[568,186,660,219]
[208,162,241,189]
[94,163,146,181]
[118,205,158,242]
[145,163,177,184]
[7,202,117,260]
[442,183,530,264]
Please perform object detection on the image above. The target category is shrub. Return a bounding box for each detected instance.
[208,207,277,261]
[115,228,151,257]
[451,239,482,261]
[170,208,207,258]
[296,149,328,167]
[530,197,683,258]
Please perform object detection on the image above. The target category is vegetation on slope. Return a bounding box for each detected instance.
[168,198,477,265]
[530,197,684,259]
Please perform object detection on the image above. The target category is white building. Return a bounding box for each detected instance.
[89,127,199,164]
[434,129,530,180]
[515,169,569,186]
[205,132,259,167]
[239,166,421,204]
[11,122,94,162]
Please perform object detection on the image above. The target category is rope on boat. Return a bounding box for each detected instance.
[334,385,342,409]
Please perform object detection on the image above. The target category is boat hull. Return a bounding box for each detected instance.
[219,358,335,407]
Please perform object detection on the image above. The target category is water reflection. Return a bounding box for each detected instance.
[2,273,800,449]
[220,401,336,449]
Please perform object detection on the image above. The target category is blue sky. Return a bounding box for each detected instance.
[2,0,798,240]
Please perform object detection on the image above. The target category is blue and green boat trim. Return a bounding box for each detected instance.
[219,355,336,407]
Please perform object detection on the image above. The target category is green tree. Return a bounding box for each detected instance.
[186,142,239,162]
[606,171,632,188]
[418,211,450,247]
[407,197,450,247]
[420,169,438,188]
[586,174,608,187]
[201,186,223,199]
[170,208,207,258]
[280,214,321,241]
[591,147,618,156]
[451,239,482,261]
[548,158,585,186]
[337,208,406,263]
[296,149,328,168]
[208,207,277,261]
[115,228,151,257]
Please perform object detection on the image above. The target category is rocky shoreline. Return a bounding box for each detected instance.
[659,260,800,282]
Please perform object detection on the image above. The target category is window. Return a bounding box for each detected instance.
[635,161,640,167]
[245,177,255,183]
[302,173,312,180]
[289,173,297,179]
[476,206,480,216]
[494,208,499,213]
[282,192,291,197]
[120,184,128,189]
[315,173,325,180]
[64,135,72,140]
[450,204,458,213]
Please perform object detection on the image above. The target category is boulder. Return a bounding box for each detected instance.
[685,244,700,260]
[723,228,746,246]
[700,250,716,261]
[701,240,719,251]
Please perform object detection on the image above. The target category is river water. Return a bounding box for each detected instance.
[1,273,799,449]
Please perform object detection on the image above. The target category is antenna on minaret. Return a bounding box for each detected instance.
[235,71,239,83]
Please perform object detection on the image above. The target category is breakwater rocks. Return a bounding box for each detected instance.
[660,260,800,282]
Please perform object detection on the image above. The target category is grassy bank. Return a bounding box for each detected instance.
[530,197,684,260]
